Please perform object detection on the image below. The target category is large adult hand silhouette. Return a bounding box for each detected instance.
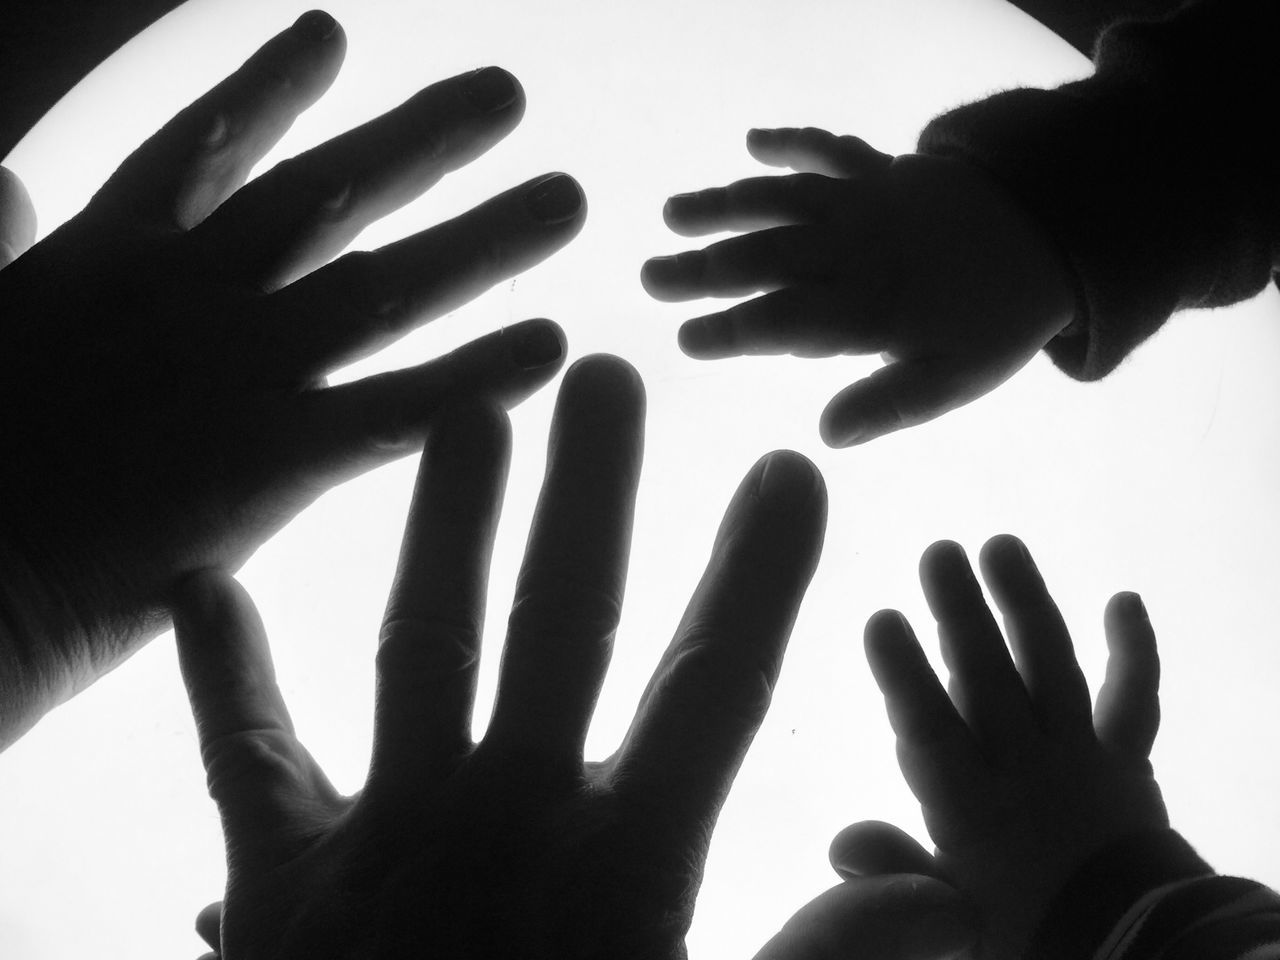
[0,11,585,747]
[642,127,1076,447]
[175,355,828,959]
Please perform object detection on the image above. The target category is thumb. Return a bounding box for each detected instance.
[0,167,37,266]
[752,875,977,960]
[819,357,996,448]
[172,569,320,870]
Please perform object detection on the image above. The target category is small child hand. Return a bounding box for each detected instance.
[642,128,1077,447]
[863,535,1168,958]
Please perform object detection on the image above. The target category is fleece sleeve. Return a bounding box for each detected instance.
[1025,828,1280,960]
[917,0,1280,381]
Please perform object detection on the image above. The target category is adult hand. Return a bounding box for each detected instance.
[851,536,1167,958]
[173,355,828,959]
[0,11,586,747]
[641,127,1076,447]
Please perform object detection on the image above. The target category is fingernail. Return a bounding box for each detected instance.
[510,323,564,369]
[293,9,338,41]
[755,451,819,505]
[524,173,583,224]
[463,66,519,113]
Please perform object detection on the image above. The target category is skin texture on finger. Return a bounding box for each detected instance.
[751,875,976,960]
[369,403,511,794]
[255,172,585,381]
[918,541,1038,763]
[172,569,339,873]
[265,318,565,495]
[93,11,346,232]
[978,535,1094,738]
[189,65,527,289]
[677,285,890,360]
[660,173,838,237]
[828,820,940,881]
[863,609,985,819]
[0,166,37,266]
[746,127,894,178]
[615,450,826,849]
[641,226,838,302]
[483,355,646,773]
[1095,591,1161,758]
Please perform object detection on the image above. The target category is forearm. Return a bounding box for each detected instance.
[919,0,1280,380]
[1001,0,1188,56]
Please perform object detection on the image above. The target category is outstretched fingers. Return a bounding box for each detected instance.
[1095,592,1161,759]
[255,172,584,381]
[172,569,337,872]
[267,318,565,494]
[918,541,1037,763]
[863,610,985,815]
[614,451,826,848]
[368,403,512,794]
[482,355,646,774]
[189,64,528,289]
[978,535,1093,738]
[745,127,893,179]
[96,11,345,231]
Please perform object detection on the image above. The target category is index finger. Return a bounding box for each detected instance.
[614,450,826,846]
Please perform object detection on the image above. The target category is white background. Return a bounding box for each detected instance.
[3,0,1279,956]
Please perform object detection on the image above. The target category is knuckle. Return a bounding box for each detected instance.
[509,571,624,646]
[376,616,480,682]
[665,638,777,729]
[201,729,300,802]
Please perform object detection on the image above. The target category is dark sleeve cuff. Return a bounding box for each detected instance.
[917,1,1280,381]
[1025,828,1213,959]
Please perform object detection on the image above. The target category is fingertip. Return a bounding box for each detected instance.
[752,449,825,510]
[505,317,566,372]
[919,539,966,577]
[522,171,585,227]
[1106,590,1150,626]
[977,532,1032,577]
[559,352,647,421]
[864,607,912,646]
[818,393,877,449]
[676,317,722,357]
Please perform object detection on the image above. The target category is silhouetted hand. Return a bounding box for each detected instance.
[0,11,586,746]
[174,355,828,959]
[841,536,1167,958]
[641,127,1076,447]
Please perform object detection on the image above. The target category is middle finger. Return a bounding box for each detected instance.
[189,65,527,289]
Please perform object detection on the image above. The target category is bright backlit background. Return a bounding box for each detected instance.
[3,1,1279,956]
